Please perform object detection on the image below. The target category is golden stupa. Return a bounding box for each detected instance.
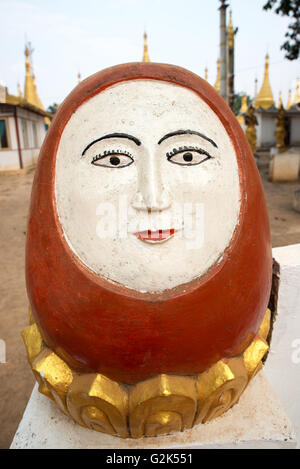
[278,91,282,109]
[214,59,220,93]
[241,95,248,113]
[287,89,292,109]
[205,67,208,81]
[143,32,150,62]
[293,78,300,105]
[24,43,50,126]
[227,9,234,49]
[254,54,275,110]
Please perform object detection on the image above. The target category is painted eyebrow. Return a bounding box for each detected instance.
[157,130,218,148]
[82,133,141,155]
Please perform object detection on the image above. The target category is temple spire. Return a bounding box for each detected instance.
[205,67,208,81]
[24,42,44,110]
[227,8,236,110]
[287,89,292,109]
[214,59,220,92]
[253,77,258,106]
[293,78,300,105]
[219,0,228,102]
[278,91,282,109]
[143,32,150,62]
[17,83,22,100]
[78,72,81,84]
[240,94,248,113]
[24,44,35,105]
[254,54,275,109]
[32,74,44,109]
[227,9,234,49]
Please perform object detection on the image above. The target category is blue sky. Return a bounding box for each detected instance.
[1,0,299,108]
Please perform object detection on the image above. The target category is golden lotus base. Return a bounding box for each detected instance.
[22,309,271,439]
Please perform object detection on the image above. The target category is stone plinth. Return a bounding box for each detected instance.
[10,372,296,449]
[264,243,300,446]
[269,151,300,182]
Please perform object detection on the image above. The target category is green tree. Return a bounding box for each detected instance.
[47,103,58,114]
[263,0,300,60]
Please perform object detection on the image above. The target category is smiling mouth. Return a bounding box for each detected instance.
[134,229,176,244]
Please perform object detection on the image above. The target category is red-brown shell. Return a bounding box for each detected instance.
[26,63,272,384]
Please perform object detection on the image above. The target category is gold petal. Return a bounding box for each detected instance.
[67,373,129,438]
[243,336,269,379]
[258,308,271,341]
[32,348,73,413]
[195,358,248,424]
[129,374,197,438]
[21,323,44,365]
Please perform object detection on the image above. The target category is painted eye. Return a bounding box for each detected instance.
[167,148,212,166]
[92,152,134,168]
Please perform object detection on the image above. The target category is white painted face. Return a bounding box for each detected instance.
[55,80,240,293]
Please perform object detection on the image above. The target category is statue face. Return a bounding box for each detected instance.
[55,80,240,293]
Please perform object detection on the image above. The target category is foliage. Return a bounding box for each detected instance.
[263,0,300,60]
[47,103,58,114]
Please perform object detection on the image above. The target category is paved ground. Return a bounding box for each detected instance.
[0,168,35,449]
[257,152,300,247]
[0,154,299,448]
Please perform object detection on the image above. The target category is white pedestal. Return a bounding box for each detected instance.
[269,150,300,182]
[264,244,300,447]
[10,373,296,449]
[11,244,300,449]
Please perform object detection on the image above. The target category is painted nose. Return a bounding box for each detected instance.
[131,150,171,211]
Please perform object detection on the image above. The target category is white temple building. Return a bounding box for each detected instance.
[0,44,51,171]
[253,54,300,149]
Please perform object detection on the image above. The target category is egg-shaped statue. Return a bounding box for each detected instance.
[23,63,273,438]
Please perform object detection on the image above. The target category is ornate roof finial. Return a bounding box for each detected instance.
[227,9,234,49]
[17,83,22,100]
[293,78,300,105]
[254,78,258,97]
[254,53,275,110]
[24,42,44,110]
[287,89,292,109]
[24,42,35,105]
[278,91,282,109]
[241,94,248,113]
[252,78,258,106]
[205,67,208,81]
[78,72,81,84]
[214,59,220,92]
[143,32,150,62]
[32,73,44,109]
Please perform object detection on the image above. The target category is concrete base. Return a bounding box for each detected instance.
[269,150,300,182]
[264,244,300,446]
[293,189,300,213]
[10,372,296,449]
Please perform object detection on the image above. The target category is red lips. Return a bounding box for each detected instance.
[134,229,175,242]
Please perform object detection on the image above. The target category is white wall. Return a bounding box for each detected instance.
[0,107,46,171]
[290,116,300,146]
[256,112,276,148]
[0,113,20,170]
